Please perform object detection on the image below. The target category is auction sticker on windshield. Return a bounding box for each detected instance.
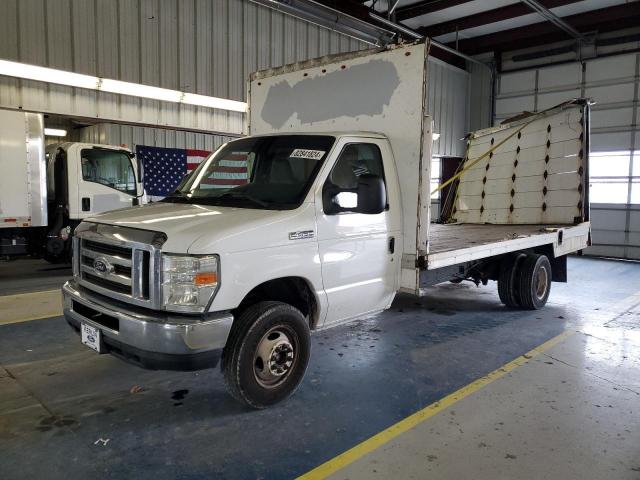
[290,149,325,160]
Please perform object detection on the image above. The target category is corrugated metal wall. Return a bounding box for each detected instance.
[468,61,493,133]
[0,0,491,159]
[426,57,492,159]
[0,0,366,136]
[76,122,235,152]
[427,57,469,158]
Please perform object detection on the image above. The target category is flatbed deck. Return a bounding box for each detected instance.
[426,222,590,270]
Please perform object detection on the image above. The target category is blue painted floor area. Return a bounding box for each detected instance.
[1,257,639,479]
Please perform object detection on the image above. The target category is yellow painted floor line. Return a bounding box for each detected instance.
[298,329,575,480]
[0,289,63,325]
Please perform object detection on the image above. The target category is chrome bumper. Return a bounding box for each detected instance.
[62,280,233,368]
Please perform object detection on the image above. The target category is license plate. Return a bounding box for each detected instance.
[81,323,102,353]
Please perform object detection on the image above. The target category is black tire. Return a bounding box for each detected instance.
[222,301,311,409]
[498,253,526,307]
[516,254,552,310]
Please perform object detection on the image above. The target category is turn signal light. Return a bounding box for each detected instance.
[195,272,218,286]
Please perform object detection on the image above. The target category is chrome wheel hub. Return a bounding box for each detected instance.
[254,327,296,388]
[535,267,549,300]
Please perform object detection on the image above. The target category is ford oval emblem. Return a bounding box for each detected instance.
[93,257,113,275]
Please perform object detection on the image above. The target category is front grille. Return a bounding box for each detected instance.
[81,254,132,277]
[83,272,132,294]
[76,235,158,308]
[83,239,132,259]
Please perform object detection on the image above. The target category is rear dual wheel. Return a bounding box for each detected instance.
[498,253,526,308]
[498,253,552,310]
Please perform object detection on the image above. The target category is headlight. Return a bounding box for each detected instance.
[161,254,219,312]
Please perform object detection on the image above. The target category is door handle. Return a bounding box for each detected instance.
[388,236,395,254]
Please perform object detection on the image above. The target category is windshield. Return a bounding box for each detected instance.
[164,135,335,209]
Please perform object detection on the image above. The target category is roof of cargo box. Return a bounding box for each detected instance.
[250,39,426,82]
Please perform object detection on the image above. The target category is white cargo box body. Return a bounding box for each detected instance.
[249,41,433,293]
[0,109,47,228]
[248,41,590,295]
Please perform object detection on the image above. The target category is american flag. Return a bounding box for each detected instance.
[200,152,250,189]
[136,146,210,199]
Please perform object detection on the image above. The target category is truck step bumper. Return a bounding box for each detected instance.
[62,280,234,371]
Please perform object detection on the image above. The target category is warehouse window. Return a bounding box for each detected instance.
[589,151,635,204]
[632,152,640,204]
[81,149,136,196]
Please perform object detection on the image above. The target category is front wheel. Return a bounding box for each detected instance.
[222,301,311,409]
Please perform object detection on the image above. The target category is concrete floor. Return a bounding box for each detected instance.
[0,258,71,295]
[0,256,639,479]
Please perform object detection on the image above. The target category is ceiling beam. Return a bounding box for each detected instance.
[452,3,640,55]
[520,0,583,39]
[418,0,581,38]
[312,0,373,20]
[395,0,475,21]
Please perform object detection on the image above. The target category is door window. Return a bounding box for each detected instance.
[81,149,136,196]
[329,143,385,189]
[325,143,386,212]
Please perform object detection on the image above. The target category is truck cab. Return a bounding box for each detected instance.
[42,142,145,261]
[47,143,143,221]
[63,131,401,406]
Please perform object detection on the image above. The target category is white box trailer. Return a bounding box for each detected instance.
[249,39,590,299]
[0,110,48,231]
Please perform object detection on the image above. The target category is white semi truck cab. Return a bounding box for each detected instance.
[62,41,591,408]
[0,108,145,261]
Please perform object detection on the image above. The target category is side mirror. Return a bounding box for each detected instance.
[355,174,386,214]
[323,174,386,215]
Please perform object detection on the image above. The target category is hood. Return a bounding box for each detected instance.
[85,202,317,254]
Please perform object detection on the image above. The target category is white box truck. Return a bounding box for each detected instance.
[62,40,590,408]
[0,109,145,261]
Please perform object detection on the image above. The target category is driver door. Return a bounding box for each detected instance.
[73,146,138,219]
[315,138,401,327]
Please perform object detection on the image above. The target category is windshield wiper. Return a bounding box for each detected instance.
[161,191,191,202]
[217,192,270,208]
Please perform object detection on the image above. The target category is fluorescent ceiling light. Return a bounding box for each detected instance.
[99,78,182,103]
[44,128,67,137]
[0,59,98,90]
[0,59,247,113]
[181,93,247,112]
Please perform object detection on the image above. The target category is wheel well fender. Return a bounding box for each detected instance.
[233,277,320,329]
